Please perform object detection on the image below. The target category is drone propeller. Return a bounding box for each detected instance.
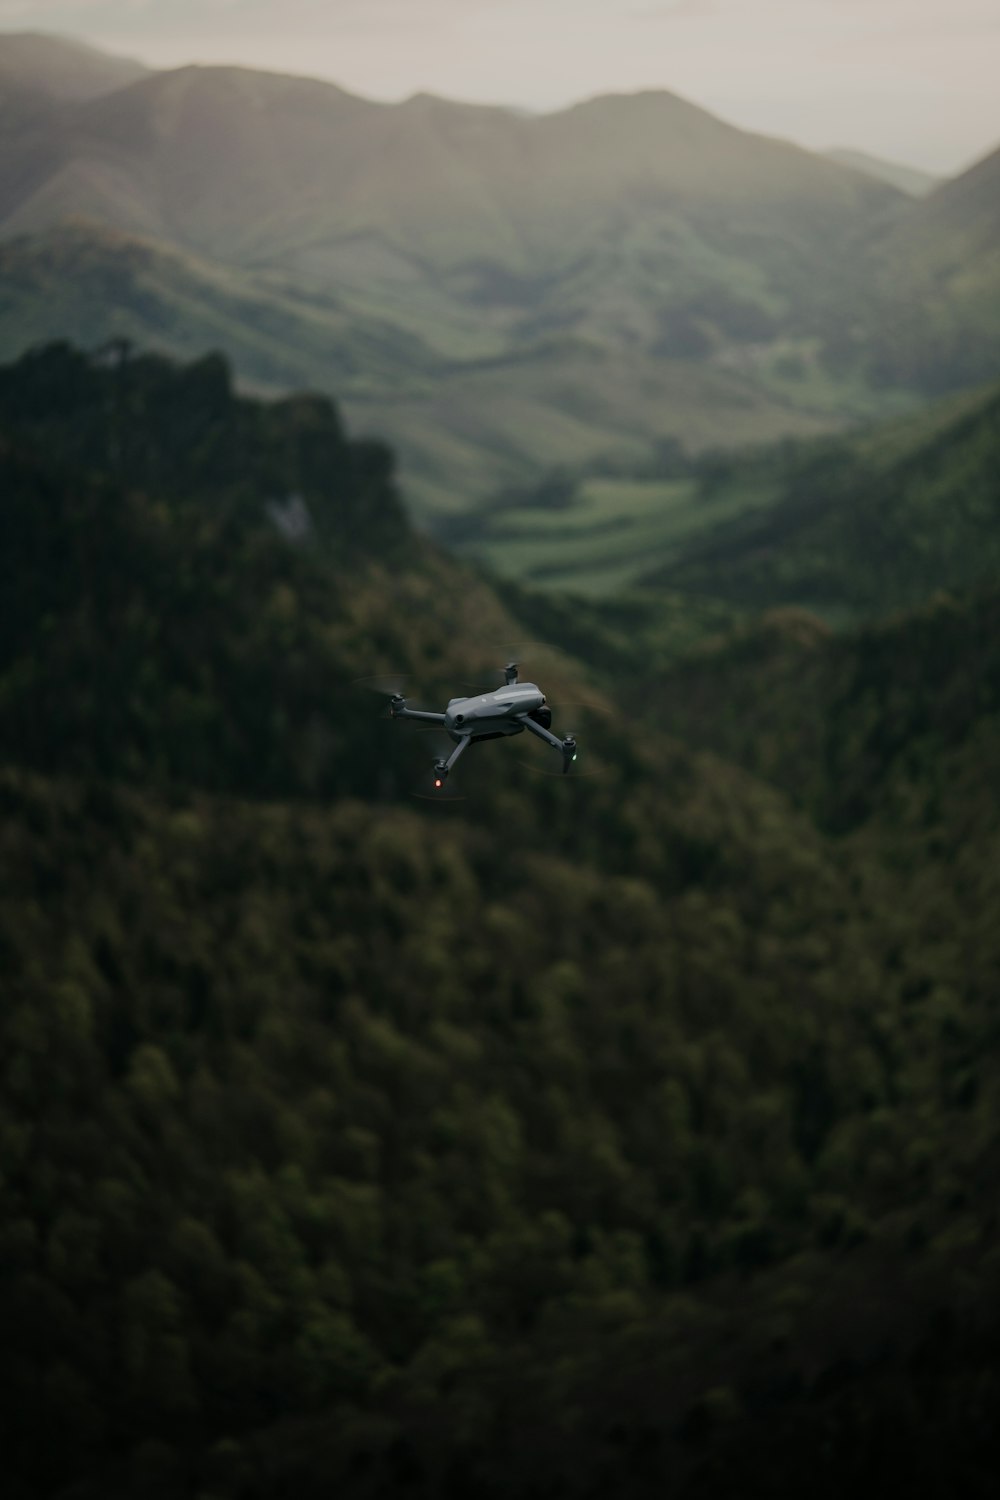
[473,637,558,660]
[465,638,570,686]
[352,672,412,699]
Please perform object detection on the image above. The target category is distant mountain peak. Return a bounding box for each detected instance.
[824,147,939,197]
[0,28,150,104]
[0,29,147,67]
[396,90,525,127]
[556,86,729,125]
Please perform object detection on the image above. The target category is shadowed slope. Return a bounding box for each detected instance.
[845,145,1000,391]
[639,378,1000,619]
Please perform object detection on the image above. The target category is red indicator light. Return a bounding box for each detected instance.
[434,779,442,789]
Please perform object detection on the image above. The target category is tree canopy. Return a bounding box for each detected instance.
[2,345,998,1499]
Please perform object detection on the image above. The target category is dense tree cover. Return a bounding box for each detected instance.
[0,341,405,545]
[639,587,1000,836]
[2,347,1000,1497]
[638,380,1000,620]
[0,342,441,799]
[4,766,999,1499]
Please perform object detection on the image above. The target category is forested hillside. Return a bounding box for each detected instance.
[459,375,1000,605]
[854,145,1000,393]
[0,224,437,401]
[3,346,999,1499]
[637,587,1000,834]
[635,377,1000,619]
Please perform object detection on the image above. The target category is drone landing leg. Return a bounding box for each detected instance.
[519,714,578,773]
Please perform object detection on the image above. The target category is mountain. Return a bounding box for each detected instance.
[0,65,900,278]
[0,47,919,518]
[639,582,1000,840]
[0,30,148,109]
[833,145,1000,393]
[446,375,1000,603]
[632,376,1000,620]
[0,30,147,140]
[824,147,938,197]
[0,39,996,532]
[0,218,850,525]
[0,221,439,398]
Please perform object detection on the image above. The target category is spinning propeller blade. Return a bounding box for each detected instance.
[465,638,570,687]
[352,673,412,699]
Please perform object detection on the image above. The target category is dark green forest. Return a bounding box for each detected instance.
[2,345,1000,1499]
[639,380,1000,619]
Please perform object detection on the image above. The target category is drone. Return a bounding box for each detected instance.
[387,662,578,787]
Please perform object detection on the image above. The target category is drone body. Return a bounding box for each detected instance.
[388,663,577,787]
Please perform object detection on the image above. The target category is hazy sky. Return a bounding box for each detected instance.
[2,0,998,173]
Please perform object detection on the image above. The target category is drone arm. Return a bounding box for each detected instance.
[519,714,577,773]
[519,714,565,752]
[392,706,447,724]
[439,734,471,775]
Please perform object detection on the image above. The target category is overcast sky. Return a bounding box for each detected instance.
[2,0,998,173]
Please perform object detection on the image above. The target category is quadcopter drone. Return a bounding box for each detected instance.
[387,662,578,787]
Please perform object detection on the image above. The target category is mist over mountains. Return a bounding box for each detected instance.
[1,33,997,520]
[822,148,939,199]
[0,31,147,118]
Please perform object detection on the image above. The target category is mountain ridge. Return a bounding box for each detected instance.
[1,62,902,261]
[823,147,938,197]
[1,33,996,521]
[0,29,148,104]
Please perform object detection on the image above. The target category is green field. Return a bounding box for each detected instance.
[457,471,782,595]
[455,373,1000,611]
